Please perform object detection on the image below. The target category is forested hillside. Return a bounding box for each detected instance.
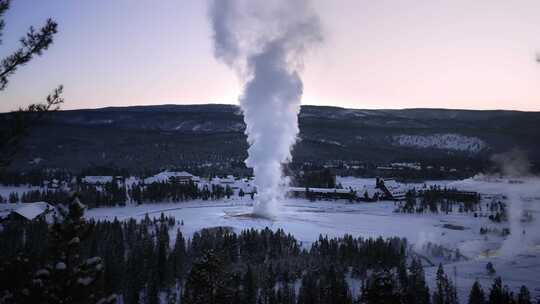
[2,104,538,173]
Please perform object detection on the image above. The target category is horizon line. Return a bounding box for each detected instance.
[1,102,539,114]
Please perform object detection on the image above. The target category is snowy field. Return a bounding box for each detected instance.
[85,198,493,252]
[2,176,540,300]
[85,176,540,301]
[84,196,540,301]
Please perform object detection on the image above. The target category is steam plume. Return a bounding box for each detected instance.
[491,149,540,256]
[491,148,532,177]
[209,0,322,216]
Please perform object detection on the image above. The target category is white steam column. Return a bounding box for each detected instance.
[209,0,322,217]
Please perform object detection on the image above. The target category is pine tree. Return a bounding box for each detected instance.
[242,265,257,304]
[297,271,317,304]
[171,229,186,281]
[330,267,353,304]
[468,281,485,304]
[34,196,116,303]
[146,273,159,304]
[404,258,430,304]
[360,270,400,304]
[432,264,458,304]
[517,285,531,304]
[156,218,170,286]
[182,250,230,304]
[488,277,506,304]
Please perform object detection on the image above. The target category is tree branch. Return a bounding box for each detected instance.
[0,18,58,90]
[0,0,9,45]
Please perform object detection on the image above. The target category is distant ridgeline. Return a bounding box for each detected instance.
[1,104,539,175]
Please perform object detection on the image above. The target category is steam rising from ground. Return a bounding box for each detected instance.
[491,150,540,257]
[209,0,322,216]
[464,149,540,257]
[491,148,533,177]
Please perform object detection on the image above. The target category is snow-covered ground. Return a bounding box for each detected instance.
[2,176,540,300]
[87,198,491,247]
[85,176,540,301]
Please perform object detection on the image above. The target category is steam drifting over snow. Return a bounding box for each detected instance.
[209,0,322,217]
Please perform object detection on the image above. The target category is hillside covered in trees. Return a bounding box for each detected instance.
[2,105,539,174]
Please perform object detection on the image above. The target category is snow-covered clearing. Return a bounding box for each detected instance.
[3,176,540,300]
[87,198,491,247]
[84,176,540,301]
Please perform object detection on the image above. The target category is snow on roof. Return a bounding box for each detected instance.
[13,202,54,220]
[144,171,194,184]
[175,171,194,177]
[382,179,400,189]
[82,176,113,184]
[289,187,352,194]
[220,176,236,183]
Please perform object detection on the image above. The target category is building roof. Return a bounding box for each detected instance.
[13,202,54,220]
[144,171,194,184]
[82,176,114,184]
[289,187,352,194]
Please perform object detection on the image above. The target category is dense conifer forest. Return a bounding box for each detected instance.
[0,200,536,304]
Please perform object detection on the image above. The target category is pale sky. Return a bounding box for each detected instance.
[1,0,540,112]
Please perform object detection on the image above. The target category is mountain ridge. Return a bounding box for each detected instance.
[2,104,538,172]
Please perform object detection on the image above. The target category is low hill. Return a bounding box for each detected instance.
[2,104,539,173]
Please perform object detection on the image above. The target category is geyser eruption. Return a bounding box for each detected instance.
[209,0,322,216]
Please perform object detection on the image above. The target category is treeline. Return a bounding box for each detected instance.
[0,180,245,208]
[395,187,481,214]
[1,211,537,303]
[0,212,406,303]
[293,168,337,188]
[129,182,237,204]
[0,169,73,187]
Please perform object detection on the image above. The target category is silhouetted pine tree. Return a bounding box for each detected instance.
[34,196,116,304]
[517,285,531,304]
[171,229,186,281]
[242,265,257,304]
[404,258,430,304]
[489,277,514,304]
[432,264,458,304]
[359,270,400,304]
[297,271,317,304]
[468,281,485,304]
[182,250,230,304]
